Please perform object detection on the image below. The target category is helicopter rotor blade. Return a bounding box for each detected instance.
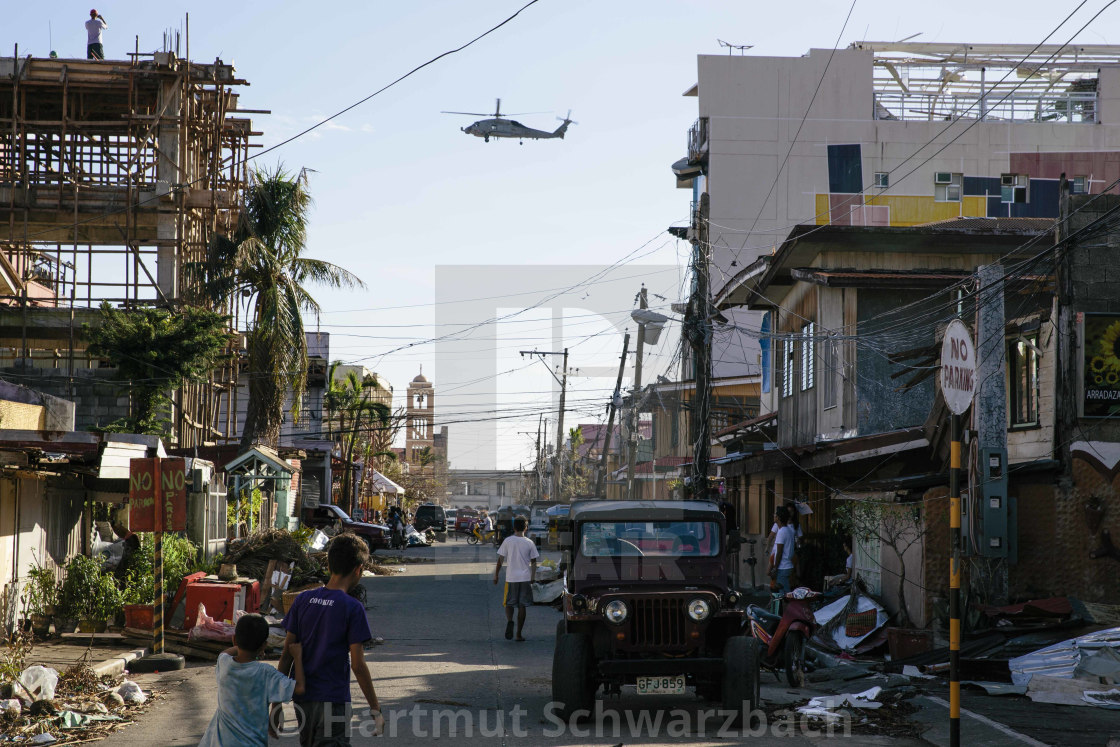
[441,111,493,116]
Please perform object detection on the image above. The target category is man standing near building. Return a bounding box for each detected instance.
[85,9,107,60]
[493,517,538,641]
[768,505,796,594]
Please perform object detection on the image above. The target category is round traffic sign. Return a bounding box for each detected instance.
[940,319,976,415]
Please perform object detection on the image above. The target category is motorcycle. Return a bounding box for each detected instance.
[744,586,821,687]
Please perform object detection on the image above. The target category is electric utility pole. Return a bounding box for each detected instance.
[626,287,648,501]
[555,348,569,500]
[596,332,630,497]
[686,194,713,501]
[520,349,569,500]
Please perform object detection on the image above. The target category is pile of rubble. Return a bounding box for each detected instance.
[0,656,154,745]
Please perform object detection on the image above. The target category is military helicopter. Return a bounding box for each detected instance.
[442,99,576,144]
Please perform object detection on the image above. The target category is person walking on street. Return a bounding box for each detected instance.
[279,533,383,744]
[493,516,538,641]
[199,614,305,746]
[768,505,796,594]
[85,10,107,59]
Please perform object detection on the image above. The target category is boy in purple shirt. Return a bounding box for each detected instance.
[280,533,382,744]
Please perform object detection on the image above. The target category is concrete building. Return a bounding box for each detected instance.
[447,469,526,511]
[677,43,1120,383]
[0,53,259,448]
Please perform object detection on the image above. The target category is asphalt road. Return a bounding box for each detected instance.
[107,540,923,746]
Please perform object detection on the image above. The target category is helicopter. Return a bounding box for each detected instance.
[441,99,576,144]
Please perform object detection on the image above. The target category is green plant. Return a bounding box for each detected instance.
[227,486,265,531]
[22,563,59,618]
[92,574,123,623]
[57,555,107,618]
[190,167,364,448]
[84,301,232,435]
[121,566,155,606]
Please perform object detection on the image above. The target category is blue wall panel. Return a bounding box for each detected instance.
[827,144,863,194]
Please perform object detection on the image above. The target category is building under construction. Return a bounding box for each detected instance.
[0,50,262,446]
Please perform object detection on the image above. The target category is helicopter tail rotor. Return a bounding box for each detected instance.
[557,109,578,125]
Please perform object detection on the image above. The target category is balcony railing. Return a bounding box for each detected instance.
[687,117,709,163]
[873,91,1097,123]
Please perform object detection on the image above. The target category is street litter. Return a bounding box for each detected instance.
[57,710,122,728]
[797,686,883,723]
[1082,689,1120,708]
[813,587,889,653]
[117,680,146,705]
[902,665,935,679]
[188,603,238,643]
[532,579,563,604]
[19,666,58,701]
[1025,674,1103,706]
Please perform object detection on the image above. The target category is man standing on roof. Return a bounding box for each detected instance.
[85,9,107,60]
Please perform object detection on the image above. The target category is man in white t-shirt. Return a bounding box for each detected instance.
[85,10,108,60]
[768,506,796,593]
[494,516,539,641]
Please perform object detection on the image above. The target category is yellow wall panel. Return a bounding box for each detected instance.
[862,194,987,226]
[815,194,831,225]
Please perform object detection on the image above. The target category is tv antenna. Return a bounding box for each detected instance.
[717,39,753,56]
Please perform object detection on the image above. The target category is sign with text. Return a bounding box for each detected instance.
[941,319,976,416]
[1083,313,1120,417]
[128,457,188,531]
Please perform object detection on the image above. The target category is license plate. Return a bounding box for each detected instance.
[636,675,685,695]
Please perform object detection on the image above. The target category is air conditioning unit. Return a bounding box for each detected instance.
[935,172,952,184]
[1001,174,1016,186]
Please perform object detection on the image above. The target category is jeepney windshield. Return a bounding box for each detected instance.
[578,521,721,558]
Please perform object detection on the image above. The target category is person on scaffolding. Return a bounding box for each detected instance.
[85,9,107,60]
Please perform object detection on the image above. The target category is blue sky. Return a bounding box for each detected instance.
[7,1,1116,468]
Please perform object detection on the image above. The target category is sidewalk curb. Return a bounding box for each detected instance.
[94,647,149,678]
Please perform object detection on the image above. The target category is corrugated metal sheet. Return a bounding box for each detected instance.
[1010,625,1120,686]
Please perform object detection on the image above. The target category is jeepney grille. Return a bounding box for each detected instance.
[631,598,686,647]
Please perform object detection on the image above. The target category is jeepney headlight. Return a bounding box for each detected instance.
[571,594,588,611]
[604,600,628,624]
[726,591,741,607]
[688,598,711,621]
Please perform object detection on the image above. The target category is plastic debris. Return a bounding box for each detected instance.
[0,698,20,717]
[116,680,146,705]
[28,734,57,745]
[531,579,564,604]
[308,529,329,551]
[19,666,59,701]
[1082,689,1120,708]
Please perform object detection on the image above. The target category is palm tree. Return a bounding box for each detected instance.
[325,362,391,515]
[198,167,364,448]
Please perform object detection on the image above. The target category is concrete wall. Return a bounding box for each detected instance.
[0,368,123,432]
[696,48,1120,282]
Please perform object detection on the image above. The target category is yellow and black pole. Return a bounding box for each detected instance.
[948,413,961,747]
[152,456,164,656]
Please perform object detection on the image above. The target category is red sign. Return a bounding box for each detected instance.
[128,457,188,531]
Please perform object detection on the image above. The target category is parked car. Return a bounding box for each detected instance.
[528,501,559,546]
[444,508,459,525]
[552,500,754,720]
[414,503,447,535]
[454,508,479,535]
[303,504,391,551]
